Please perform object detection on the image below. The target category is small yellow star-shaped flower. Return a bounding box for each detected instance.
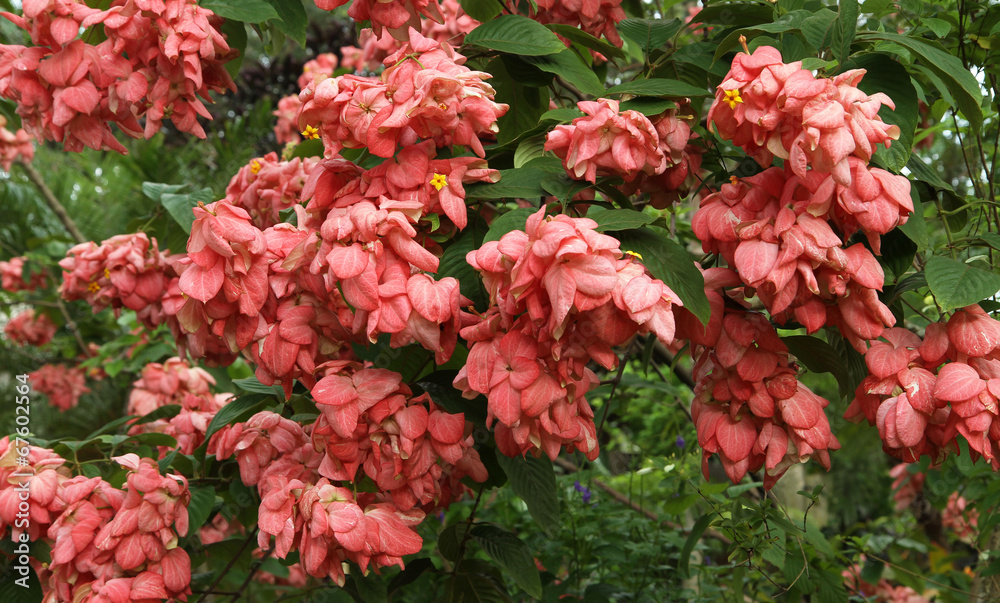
[301,125,320,140]
[87,281,100,293]
[103,267,110,279]
[723,89,743,110]
[250,159,262,174]
[430,173,448,191]
[624,250,643,261]
[729,175,739,185]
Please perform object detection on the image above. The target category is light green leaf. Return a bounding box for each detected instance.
[616,18,682,54]
[603,78,710,98]
[589,208,653,232]
[925,256,1000,312]
[464,15,566,56]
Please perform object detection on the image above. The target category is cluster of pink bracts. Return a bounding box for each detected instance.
[0,115,34,171]
[4,309,56,347]
[0,0,236,152]
[0,441,192,601]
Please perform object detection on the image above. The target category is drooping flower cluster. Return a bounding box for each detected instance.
[0,437,71,541]
[0,256,47,292]
[707,45,900,185]
[618,108,704,207]
[687,286,840,488]
[297,28,507,159]
[210,363,485,587]
[546,99,666,184]
[0,114,34,170]
[457,208,683,460]
[4,309,57,346]
[29,363,90,410]
[845,305,1000,469]
[225,152,319,229]
[126,357,233,454]
[523,0,626,48]
[314,0,446,38]
[0,0,237,153]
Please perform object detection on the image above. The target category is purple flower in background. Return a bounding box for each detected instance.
[676,434,686,448]
[574,480,592,504]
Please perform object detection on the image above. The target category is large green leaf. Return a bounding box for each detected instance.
[490,58,550,145]
[589,208,653,232]
[483,207,537,243]
[545,23,626,60]
[523,50,606,97]
[464,15,566,56]
[0,562,42,603]
[203,393,272,442]
[615,228,710,324]
[459,0,503,22]
[263,0,307,46]
[471,525,543,598]
[438,227,489,310]
[833,0,859,64]
[466,166,551,200]
[200,0,278,23]
[186,486,217,537]
[616,18,682,54]
[840,54,917,172]
[925,256,1000,312]
[782,335,853,398]
[494,454,561,535]
[857,32,984,129]
[603,78,710,98]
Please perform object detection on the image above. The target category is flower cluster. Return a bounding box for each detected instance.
[0,0,236,153]
[846,305,1000,468]
[210,364,484,587]
[0,114,33,170]
[314,0,445,38]
[689,295,840,488]
[297,28,507,159]
[842,559,931,603]
[707,45,900,185]
[0,256,47,292]
[524,0,626,48]
[29,363,90,410]
[126,357,233,454]
[4,309,56,346]
[619,108,704,207]
[457,208,682,460]
[225,152,319,229]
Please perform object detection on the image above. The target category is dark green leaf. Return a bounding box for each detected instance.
[219,18,248,79]
[347,572,387,603]
[417,371,488,426]
[263,0,307,46]
[615,228,710,324]
[204,393,272,442]
[857,32,984,129]
[200,0,278,23]
[524,50,606,97]
[799,9,839,52]
[471,525,542,598]
[131,404,182,426]
[289,138,324,159]
[616,18,682,54]
[483,207,537,242]
[447,567,512,603]
[878,227,917,281]
[233,376,284,396]
[464,15,566,56]
[438,227,488,310]
[906,154,953,191]
[490,58,549,144]
[127,432,178,448]
[186,486,217,536]
[539,108,584,123]
[160,188,214,235]
[388,558,437,594]
[618,97,677,115]
[897,187,927,250]
[0,562,42,603]
[589,209,653,232]
[680,514,713,577]
[494,454,561,535]
[546,23,626,60]
[833,0,859,64]
[925,256,1000,312]
[460,0,503,22]
[782,335,852,398]
[603,79,710,98]
[439,524,463,563]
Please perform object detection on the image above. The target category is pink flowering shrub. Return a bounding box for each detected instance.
[0,114,34,170]
[4,309,57,346]
[29,363,90,410]
[0,256,47,292]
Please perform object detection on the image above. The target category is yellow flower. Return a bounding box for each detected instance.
[723,89,743,109]
[103,267,110,279]
[430,173,448,191]
[87,281,100,293]
[301,125,320,140]
[729,175,739,185]
[624,250,643,260]
[250,159,262,174]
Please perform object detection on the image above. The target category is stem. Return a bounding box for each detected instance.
[16,160,87,245]
[228,545,274,602]
[56,296,92,357]
[452,484,487,573]
[195,527,260,603]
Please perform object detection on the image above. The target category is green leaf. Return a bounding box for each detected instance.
[857,32,984,129]
[460,0,503,22]
[616,18,682,54]
[925,256,1000,312]
[840,54,917,172]
[483,207,537,243]
[388,558,436,594]
[464,15,566,56]
[494,454,561,534]
[219,19,247,79]
[589,208,653,232]
[438,227,489,310]
[545,23,626,60]
[662,493,700,516]
[127,432,178,448]
[799,9,839,52]
[833,0,859,64]
[203,393,272,442]
[289,138,324,159]
[471,525,542,598]
[680,514,713,577]
[615,228,710,324]
[490,58,549,145]
[417,371,488,426]
[447,565,512,603]
[523,50,606,97]
[906,154,953,191]
[160,188,214,235]
[263,0,307,46]
[347,572,387,603]
[186,486,217,536]
[513,136,546,169]
[199,0,278,23]
[618,97,677,116]
[539,108,584,123]
[782,335,852,398]
[603,79,710,98]
[233,376,284,396]
[897,187,927,250]
[0,562,42,603]
[439,524,463,562]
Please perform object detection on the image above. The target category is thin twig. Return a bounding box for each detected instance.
[194,527,260,603]
[15,159,87,244]
[228,545,275,602]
